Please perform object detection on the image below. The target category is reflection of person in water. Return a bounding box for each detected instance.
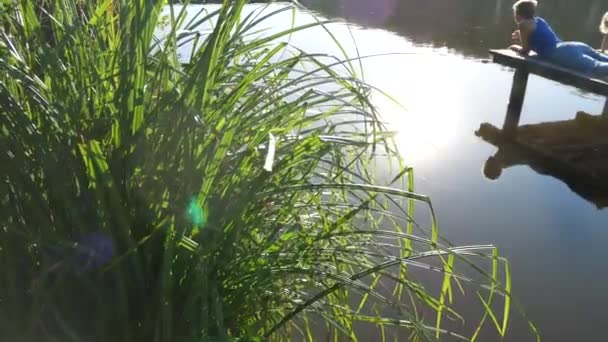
[483,154,505,180]
[483,146,548,181]
[482,145,608,209]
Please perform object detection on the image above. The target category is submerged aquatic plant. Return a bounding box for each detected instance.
[0,0,537,341]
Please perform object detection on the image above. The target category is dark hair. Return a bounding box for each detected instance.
[483,156,503,181]
[513,0,537,20]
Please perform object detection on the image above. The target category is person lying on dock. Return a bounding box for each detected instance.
[510,0,608,77]
[600,12,608,53]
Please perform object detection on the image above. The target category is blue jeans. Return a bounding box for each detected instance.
[546,42,608,76]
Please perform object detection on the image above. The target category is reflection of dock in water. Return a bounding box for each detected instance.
[477,49,608,209]
[476,113,608,209]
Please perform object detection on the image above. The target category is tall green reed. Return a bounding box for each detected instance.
[0,0,538,340]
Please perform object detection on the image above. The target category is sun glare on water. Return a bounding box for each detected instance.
[348,30,466,164]
[166,3,468,163]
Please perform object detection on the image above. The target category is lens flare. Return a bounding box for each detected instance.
[187,197,206,234]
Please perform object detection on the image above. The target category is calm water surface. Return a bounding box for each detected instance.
[181,2,608,340]
[297,1,608,341]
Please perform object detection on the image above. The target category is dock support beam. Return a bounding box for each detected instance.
[502,68,529,137]
[603,97,608,116]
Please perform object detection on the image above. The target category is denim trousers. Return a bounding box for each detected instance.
[546,41,608,76]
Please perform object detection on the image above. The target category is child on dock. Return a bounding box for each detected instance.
[510,0,608,77]
[600,12,608,52]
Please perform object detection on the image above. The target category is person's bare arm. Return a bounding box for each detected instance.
[516,20,535,56]
[602,35,608,52]
[509,30,523,53]
[509,20,535,55]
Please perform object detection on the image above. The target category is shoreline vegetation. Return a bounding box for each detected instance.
[1,1,536,340]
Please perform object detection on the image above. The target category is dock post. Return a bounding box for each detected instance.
[602,97,608,116]
[502,68,529,137]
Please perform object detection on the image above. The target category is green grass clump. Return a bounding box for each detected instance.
[0,0,536,341]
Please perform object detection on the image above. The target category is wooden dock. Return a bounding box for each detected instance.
[490,49,608,97]
[476,49,608,208]
[476,114,608,208]
[489,48,608,136]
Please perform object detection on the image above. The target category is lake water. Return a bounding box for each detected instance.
[294,0,608,341]
[175,2,608,340]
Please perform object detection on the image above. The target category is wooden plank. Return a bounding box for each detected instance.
[490,49,608,96]
[502,68,529,136]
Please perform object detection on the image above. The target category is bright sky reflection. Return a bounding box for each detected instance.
[164,3,468,164]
